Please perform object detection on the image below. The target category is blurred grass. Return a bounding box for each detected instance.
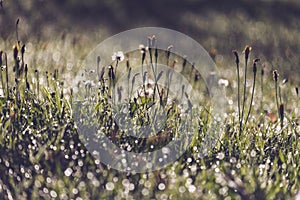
[0,0,299,83]
[0,1,299,199]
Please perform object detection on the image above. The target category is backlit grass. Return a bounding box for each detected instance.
[0,23,299,200]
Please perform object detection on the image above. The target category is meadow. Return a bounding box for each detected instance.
[0,1,300,200]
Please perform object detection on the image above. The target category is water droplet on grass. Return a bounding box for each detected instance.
[105,182,114,191]
[250,150,256,157]
[64,168,73,177]
[158,183,166,191]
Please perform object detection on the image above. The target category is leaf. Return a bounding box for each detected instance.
[279,150,285,163]
[156,71,164,82]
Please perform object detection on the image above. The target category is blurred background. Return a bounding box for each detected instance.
[0,0,299,83]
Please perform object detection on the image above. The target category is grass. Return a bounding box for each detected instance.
[0,27,299,200]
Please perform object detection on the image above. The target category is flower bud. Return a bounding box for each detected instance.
[273,70,279,82]
[232,50,239,65]
[243,45,252,61]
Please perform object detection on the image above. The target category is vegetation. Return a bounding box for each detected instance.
[0,15,299,200]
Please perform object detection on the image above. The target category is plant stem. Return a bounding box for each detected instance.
[279,103,284,129]
[240,46,251,133]
[260,67,264,111]
[36,70,39,99]
[236,61,241,130]
[141,52,146,94]
[275,80,280,118]
[278,86,282,105]
[240,59,248,133]
[5,53,9,100]
[0,66,4,96]
[245,69,257,127]
[149,46,157,101]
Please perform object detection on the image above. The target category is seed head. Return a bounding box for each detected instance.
[117,86,122,101]
[170,60,177,69]
[209,48,218,61]
[242,45,252,60]
[273,70,279,82]
[97,55,101,65]
[13,45,19,60]
[282,78,288,85]
[126,59,130,69]
[139,44,148,54]
[218,79,229,87]
[261,64,265,76]
[232,50,239,65]
[112,51,124,62]
[279,103,284,122]
[182,55,187,69]
[21,44,26,55]
[253,58,260,74]
[166,45,173,59]
[108,65,115,81]
[148,35,156,48]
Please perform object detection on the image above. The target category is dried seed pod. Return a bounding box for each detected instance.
[279,103,284,128]
[273,70,279,82]
[243,45,252,61]
[13,45,18,60]
[253,58,260,74]
[21,44,25,55]
[182,55,187,69]
[261,64,265,76]
[126,59,130,69]
[232,50,239,65]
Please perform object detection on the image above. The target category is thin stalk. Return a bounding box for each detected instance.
[245,59,259,126]
[35,70,39,98]
[115,60,119,79]
[148,45,156,98]
[240,46,251,133]
[127,67,131,100]
[141,51,146,94]
[5,52,9,99]
[278,86,282,105]
[232,50,241,129]
[260,66,264,112]
[273,70,280,119]
[166,46,172,67]
[151,47,157,101]
[279,103,284,129]
[97,56,101,82]
[0,51,4,94]
[0,68,3,95]
[240,63,248,132]
[153,47,161,100]
[25,64,29,90]
[46,71,49,88]
[70,88,73,106]
[275,81,279,117]
[108,65,115,93]
[237,63,241,126]
[16,19,20,43]
[15,78,19,104]
[150,47,162,101]
[165,61,176,103]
